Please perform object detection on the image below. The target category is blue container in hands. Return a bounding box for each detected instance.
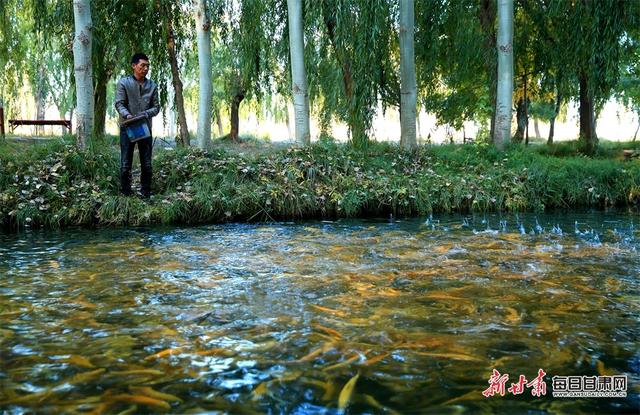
[121,114,151,142]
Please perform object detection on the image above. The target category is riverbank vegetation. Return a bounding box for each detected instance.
[1,138,638,231]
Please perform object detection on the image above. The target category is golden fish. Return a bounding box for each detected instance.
[108,369,165,377]
[251,382,269,400]
[85,402,110,415]
[0,329,14,340]
[196,348,235,357]
[423,292,466,301]
[303,379,335,401]
[314,324,343,339]
[73,295,97,309]
[116,404,139,415]
[129,386,183,403]
[361,352,390,366]
[66,368,106,385]
[504,307,521,323]
[311,304,347,317]
[363,394,401,415]
[144,348,184,361]
[298,342,334,362]
[1,390,54,405]
[337,373,360,413]
[413,351,482,362]
[110,394,171,411]
[324,353,361,371]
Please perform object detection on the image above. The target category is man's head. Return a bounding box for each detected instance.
[131,53,150,81]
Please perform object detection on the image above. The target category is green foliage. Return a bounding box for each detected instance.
[1,140,638,231]
[416,1,492,129]
[2,0,639,151]
[305,0,398,146]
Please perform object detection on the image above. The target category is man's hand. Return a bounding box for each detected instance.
[126,114,133,119]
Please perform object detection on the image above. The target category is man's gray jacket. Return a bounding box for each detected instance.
[114,76,160,128]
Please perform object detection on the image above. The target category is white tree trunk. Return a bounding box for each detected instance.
[196,0,213,149]
[494,0,513,151]
[399,0,417,149]
[285,104,292,140]
[0,95,5,139]
[287,0,311,145]
[72,0,93,150]
[36,66,46,135]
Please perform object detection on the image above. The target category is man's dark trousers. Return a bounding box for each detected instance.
[120,128,152,197]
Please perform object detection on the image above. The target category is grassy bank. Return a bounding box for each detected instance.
[1,138,639,230]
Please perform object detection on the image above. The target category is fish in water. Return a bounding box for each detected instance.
[338,372,360,413]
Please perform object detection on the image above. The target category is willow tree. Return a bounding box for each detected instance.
[220,0,284,142]
[196,0,213,149]
[415,1,492,135]
[90,1,143,139]
[543,0,636,154]
[152,0,191,146]
[494,0,513,151]
[399,0,417,149]
[616,30,640,141]
[479,0,497,140]
[511,0,552,145]
[72,0,93,150]
[305,0,397,147]
[0,0,33,121]
[286,0,310,146]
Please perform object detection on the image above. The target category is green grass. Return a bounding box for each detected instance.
[1,138,638,231]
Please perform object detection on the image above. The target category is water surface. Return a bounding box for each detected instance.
[1,211,639,414]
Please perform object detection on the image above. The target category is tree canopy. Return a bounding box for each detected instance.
[0,0,638,152]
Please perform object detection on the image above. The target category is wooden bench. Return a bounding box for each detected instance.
[8,119,72,134]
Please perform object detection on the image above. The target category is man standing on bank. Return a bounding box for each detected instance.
[115,53,160,198]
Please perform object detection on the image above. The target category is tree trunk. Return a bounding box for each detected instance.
[285,106,292,140]
[547,90,561,145]
[494,0,513,151]
[513,97,526,143]
[165,12,190,147]
[72,0,93,151]
[548,117,555,145]
[230,91,245,142]
[399,0,417,150]
[534,118,540,139]
[215,106,224,137]
[287,0,311,146]
[322,0,366,147]
[93,71,108,139]
[633,120,639,142]
[479,0,497,141]
[168,107,176,138]
[36,66,46,135]
[524,79,529,146]
[0,97,5,139]
[578,72,597,155]
[416,112,422,141]
[196,0,212,150]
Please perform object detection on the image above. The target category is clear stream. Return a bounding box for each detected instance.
[0,211,639,414]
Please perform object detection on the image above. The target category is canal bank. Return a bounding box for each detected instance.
[1,138,639,231]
